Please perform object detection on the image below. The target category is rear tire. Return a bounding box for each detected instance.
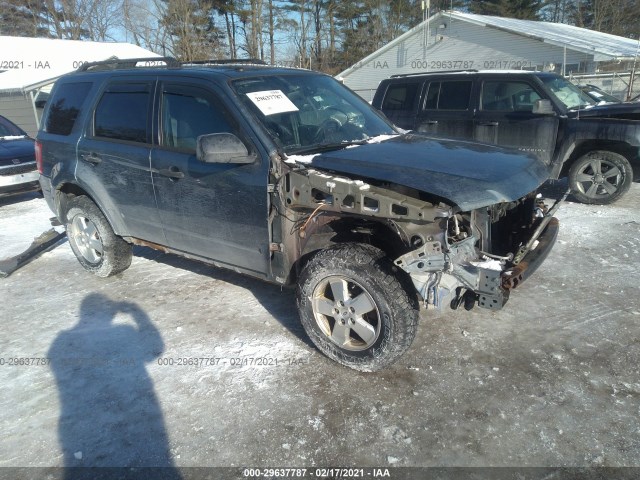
[568,151,632,205]
[296,243,419,372]
[65,196,132,277]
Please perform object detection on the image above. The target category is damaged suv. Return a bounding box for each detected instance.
[37,59,561,371]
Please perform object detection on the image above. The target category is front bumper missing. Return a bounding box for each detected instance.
[502,217,559,290]
[395,213,561,312]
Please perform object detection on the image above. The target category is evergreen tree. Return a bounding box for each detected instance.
[468,0,541,19]
[162,0,225,60]
[0,0,50,36]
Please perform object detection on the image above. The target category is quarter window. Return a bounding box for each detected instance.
[45,82,92,136]
[94,83,151,143]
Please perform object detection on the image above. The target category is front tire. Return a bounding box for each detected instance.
[568,151,632,205]
[296,243,419,372]
[65,196,132,277]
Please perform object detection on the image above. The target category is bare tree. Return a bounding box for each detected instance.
[122,0,170,54]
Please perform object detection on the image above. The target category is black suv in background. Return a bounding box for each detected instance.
[37,58,561,371]
[373,71,640,205]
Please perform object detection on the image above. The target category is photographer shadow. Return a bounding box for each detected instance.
[48,293,181,478]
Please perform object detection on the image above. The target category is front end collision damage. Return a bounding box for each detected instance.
[280,167,563,312]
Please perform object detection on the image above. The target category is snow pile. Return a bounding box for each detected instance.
[284,153,319,165]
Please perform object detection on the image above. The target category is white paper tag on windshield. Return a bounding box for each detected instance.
[246,90,299,116]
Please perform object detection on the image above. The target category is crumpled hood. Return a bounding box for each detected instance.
[308,134,550,211]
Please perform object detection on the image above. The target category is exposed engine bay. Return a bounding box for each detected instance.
[283,167,564,312]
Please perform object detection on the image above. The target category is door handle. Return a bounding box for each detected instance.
[423,120,439,125]
[478,121,499,126]
[81,153,102,165]
[158,167,185,179]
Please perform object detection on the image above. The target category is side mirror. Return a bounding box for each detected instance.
[196,133,256,164]
[532,99,555,115]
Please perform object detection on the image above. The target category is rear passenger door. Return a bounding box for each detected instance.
[150,79,270,276]
[415,80,476,141]
[474,79,559,164]
[77,77,165,243]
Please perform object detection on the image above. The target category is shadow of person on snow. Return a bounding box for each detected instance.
[48,293,181,479]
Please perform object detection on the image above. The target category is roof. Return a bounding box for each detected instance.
[337,11,640,79]
[0,67,73,93]
[57,62,318,81]
[0,36,159,93]
[454,11,640,60]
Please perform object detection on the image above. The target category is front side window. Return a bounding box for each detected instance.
[481,81,542,112]
[231,74,394,154]
[45,82,92,136]
[94,83,151,143]
[161,84,234,153]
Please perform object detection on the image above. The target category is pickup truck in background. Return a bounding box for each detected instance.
[373,70,640,205]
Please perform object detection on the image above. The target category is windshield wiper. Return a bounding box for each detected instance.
[568,103,593,111]
[289,139,368,155]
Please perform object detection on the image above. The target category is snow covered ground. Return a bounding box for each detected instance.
[0,184,639,472]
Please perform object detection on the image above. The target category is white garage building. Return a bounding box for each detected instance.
[338,11,640,102]
[0,37,159,136]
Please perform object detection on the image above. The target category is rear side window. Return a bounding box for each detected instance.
[381,83,420,111]
[94,83,151,143]
[45,82,92,136]
[424,81,472,110]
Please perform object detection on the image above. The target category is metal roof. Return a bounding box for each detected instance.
[0,36,159,92]
[337,11,640,80]
[454,11,639,60]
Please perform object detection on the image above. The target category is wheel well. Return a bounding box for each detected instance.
[55,183,94,223]
[287,216,410,286]
[561,141,636,177]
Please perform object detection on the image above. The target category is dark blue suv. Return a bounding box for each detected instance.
[0,114,39,197]
[37,58,561,371]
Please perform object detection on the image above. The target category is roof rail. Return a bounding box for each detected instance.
[183,58,267,66]
[77,57,180,72]
[390,69,478,78]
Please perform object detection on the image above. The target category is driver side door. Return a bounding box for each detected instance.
[474,79,559,165]
[150,79,270,277]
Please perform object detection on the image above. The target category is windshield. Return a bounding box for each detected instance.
[541,76,597,110]
[231,74,395,154]
[580,86,621,104]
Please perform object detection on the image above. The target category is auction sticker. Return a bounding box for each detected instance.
[246,90,299,116]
